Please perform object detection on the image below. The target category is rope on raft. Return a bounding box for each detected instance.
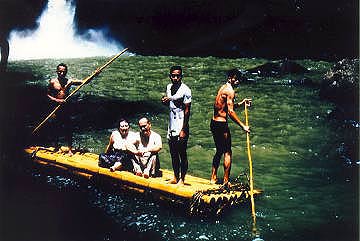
[189,172,251,216]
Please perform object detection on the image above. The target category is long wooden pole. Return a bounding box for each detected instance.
[32,48,129,134]
[244,102,258,236]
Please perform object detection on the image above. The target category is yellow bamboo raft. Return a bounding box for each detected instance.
[24,146,262,215]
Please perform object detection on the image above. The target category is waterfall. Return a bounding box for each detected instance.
[8,0,123,60]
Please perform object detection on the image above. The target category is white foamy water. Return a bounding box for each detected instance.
[9,0,123,60]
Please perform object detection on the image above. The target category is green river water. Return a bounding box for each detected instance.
[3,55,358,241]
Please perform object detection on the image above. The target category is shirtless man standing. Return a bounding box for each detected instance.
[47,63,83,104]
[47,63,83,155]
[210,68,251,187]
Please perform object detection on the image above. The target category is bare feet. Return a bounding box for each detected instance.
[143,173,149,179]
[135,172,142,177]
[110,162,122,172]
[57,146,73,156]
[210,178,218,184]
[168,177,178,184]
[67,150,74,157]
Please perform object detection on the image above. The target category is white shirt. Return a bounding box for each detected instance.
[166,83,192,138]
[134,130,162,165]
[134,131,162,152]
[112,130,137,151]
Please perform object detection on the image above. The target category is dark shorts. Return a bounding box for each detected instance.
[210,119,232,153]
[98,150,134,170]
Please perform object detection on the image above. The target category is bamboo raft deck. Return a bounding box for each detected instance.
[25,146,262,214]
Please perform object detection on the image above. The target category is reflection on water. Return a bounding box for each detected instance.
[5,56,357,241]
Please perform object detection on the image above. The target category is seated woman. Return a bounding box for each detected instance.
[98,118,137,172]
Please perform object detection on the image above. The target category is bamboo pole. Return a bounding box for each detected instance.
[32,48,129,134]
[244,102,258,237]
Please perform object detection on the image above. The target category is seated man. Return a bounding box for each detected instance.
[98,118,137,172]
[129,117,162,178]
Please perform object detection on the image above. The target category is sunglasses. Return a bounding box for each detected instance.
[169,74,182,78]
[119,123,129,128]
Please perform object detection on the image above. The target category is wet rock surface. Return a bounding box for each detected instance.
[320,59,359,166]
[320,59,359,120]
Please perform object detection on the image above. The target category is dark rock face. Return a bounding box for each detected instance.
[0,0,358,69]
[74,0,358,59]
[240,60,314,86]
[320,59,359,166]
[0,0,46,31]
[0,0,46,71]
[320,59,359,116]
[245,60,309,77]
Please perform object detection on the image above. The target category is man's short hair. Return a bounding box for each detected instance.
[57,63,68,72]
[139,117,150,124]
[119,118,129,125]
[170,65,182,73]
[226,68,241,78]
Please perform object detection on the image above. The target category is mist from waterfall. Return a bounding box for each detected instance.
[8,0,123,60]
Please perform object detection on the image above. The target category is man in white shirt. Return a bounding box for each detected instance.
[130,117,162,178]
[161,66,191,185]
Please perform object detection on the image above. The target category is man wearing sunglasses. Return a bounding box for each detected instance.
[131,117,162,178]
[161,65,192,185]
